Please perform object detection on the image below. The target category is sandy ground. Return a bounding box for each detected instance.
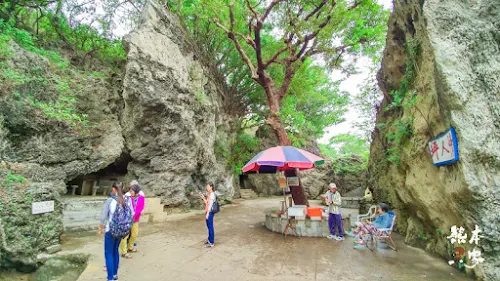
[68,198,472,281]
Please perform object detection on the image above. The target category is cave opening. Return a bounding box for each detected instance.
[65,152,132,196]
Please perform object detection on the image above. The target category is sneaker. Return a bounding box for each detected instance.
[353,244,366,250]
[327,234,337,239]
[335,236,345,241]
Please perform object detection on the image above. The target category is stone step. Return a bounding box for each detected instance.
[240,189,258,199]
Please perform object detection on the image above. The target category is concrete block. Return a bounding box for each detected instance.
[145,197,162,206]
[46,244,61,254]
[140,214,151,224]
[151,212,168,223]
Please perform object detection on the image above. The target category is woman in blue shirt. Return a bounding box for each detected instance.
[346,203,394,248]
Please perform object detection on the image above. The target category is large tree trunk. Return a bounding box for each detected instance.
[265,87,309,206]
[265,87,292,146]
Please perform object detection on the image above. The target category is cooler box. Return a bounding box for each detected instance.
[307,207,322,217]
[288,206,306,217]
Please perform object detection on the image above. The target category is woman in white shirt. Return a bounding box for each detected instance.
[99,182,126,281]
[199,183,216,248]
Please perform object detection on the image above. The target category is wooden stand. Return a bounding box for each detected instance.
[285,169,309,206]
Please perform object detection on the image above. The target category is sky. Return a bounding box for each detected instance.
[318,0,393,144]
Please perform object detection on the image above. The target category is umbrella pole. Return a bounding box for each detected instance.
[283,182,287,211]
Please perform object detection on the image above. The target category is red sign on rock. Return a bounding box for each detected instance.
[428,127,459,166]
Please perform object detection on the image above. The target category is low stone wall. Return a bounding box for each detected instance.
[265,210,352,237]
[61,196,168,232]
[62,197,106,231]
[342,197,363,209]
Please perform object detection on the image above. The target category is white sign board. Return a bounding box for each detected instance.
[428,127,460,166]
[32,201,54,215]
[287,177,299,186]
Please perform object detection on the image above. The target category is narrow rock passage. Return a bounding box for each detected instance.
[73,198,471,281]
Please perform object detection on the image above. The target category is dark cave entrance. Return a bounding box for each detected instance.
[66,152,132,196]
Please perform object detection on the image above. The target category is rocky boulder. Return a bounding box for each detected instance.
[369,0,499,280]
[0,38,122,271]
[121,1,236,207]
[0,166,65,272]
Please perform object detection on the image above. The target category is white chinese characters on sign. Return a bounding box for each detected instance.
[464,248,485,269]
[447,225,485,269]
[428,127,459,166]
[32,200,54,214]
[447,225,467,244]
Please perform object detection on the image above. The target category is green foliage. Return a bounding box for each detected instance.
[0,2,126,67]
[0,20,112,132]
[377,117,414,165]
[385,38,420,111]
[385,118,414,146]
[281,60,349,144]
[195,90,208,105]
[2,173,26,188]
[319,134,369,175]
[378,38,421,165]
[0,20,68,69]
[227,132,261,175]
[174,0,388,145]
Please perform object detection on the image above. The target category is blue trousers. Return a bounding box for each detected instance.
[104,232,121,280]
[328,213,344,237]
[206,212,215,245]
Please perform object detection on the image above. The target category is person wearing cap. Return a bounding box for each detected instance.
[323,183,344,241]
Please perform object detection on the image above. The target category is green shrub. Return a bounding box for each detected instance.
[380,38,421,165]
[1,173,26,188]
[228,132,261,175]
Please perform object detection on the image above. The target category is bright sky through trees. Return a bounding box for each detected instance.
[319,0,393,143]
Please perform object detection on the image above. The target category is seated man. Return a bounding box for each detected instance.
[346,203,393,249]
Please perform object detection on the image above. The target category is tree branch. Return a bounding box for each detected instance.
[261,0,285,23]
[303,0,327,21]
[212,3,258,80]
[280,61,295,97]
[246,0,258,19]
[263,46,289,68]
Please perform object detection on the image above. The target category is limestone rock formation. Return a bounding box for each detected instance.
[121,2,236,206]
[0,1,238,271]
[369,1,499,280]
[0,39,123,270]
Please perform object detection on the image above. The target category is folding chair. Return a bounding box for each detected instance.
[365,212,397,251]
[356,205,377,225]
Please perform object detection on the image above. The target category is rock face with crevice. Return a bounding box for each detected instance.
[0,1,237,271]
[369,1,499,280]
[121,2,236,206]
[0,39,123,270]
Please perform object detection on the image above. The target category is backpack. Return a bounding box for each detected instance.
[211,194,220,214]
[109,198,133,238]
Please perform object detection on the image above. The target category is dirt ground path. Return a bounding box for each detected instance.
[72,198,471,281]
